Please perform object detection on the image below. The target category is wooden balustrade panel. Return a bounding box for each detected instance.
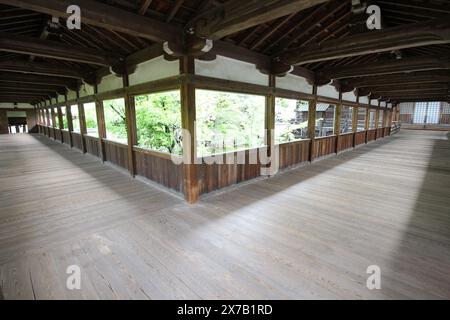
[367,129,377,142]
[278,140,310,170]
[48,127,54,139]
[441,114,450,124]
[134,149,184,193]
[104,140,129,170]
[62,130,71,145]
[355,131,366,146]
[376,128,385,139]
[384,127,391,137]
[337,133,354,153]
[312,136,336,160]
[54,129,61,142]
[197,148,263,195]
[85,136,101,158]
[71,132,83,151]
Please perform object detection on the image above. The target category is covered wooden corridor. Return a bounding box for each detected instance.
[1,130,449,300]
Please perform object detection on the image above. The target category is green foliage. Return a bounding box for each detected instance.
[104,98,128,143]
[196,90,265,156]
[62,107,68,129]
[53,109,59,128]
[84,102,98,136]
[135,91,182,155]
[71,105,80,132]
[275,98,309,143]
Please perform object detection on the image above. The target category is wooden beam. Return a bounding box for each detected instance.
[360,84,450,96]
[317,56,450,83]
[190,0,328,40]
[0,72,78,86]
[280,16,450,66]
[341,71,450,90]
[138,0,153,15]
[0,0,180,43]
[0,32,121,66]
[0,60,86,79]
[0,81,67,92]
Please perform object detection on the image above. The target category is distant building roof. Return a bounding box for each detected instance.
[297,103,335,112]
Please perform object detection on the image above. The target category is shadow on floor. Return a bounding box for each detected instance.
[389,131,450,299]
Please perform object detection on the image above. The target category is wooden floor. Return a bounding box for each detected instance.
[0,131,449,300]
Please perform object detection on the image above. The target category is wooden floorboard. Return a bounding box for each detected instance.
[0,131,449,299]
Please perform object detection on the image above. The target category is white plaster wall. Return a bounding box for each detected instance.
[317,84,339,99]
[342,91,357,103]
[195,55,268,86]
[276,73,313,94]
[98,74,123,93]
[380,101,387,108]
[130,56,179,86]
[80,83,95,97]
[67,90,77,101]
[359,96,369,105]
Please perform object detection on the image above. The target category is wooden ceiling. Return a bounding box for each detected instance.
[0,0,449,105]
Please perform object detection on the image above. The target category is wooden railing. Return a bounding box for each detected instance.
[312,135,336,160]
[278,139,310,170]
[197,147,263,195]
[62,130,71,146]
[35,125,395,199]
[337,132,354,153]
[104,139,129,170]
[367,129,377,142]
[134,147,184,193]
[355,131,366,146]
[54,128,62,142]
[85,135,101,158]
[71,132,83,150]
[376,128,385,139]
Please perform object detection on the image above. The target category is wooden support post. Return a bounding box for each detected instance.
[77,91,87,153]
[66,95,74,148]
[50,106,57,139]
[352,96,359,148]
[180,56,199,204]
[95,85,107,162]
[334,92,342,154]
[364,107,370,144]
[123,75,137,176]
[265,74,276,175]
[308,85,318,162]
[57,105,64,143]
[374,105,380,140]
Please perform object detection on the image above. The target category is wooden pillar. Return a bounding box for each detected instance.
[180,56,199,204]
[265,74,276,175]
[374,104,380,140]
[364,106,370,144]
[334,92,342,154]
[123,75,137,176]
[66,95,74,148]
[77,91,87,153]
[94,85,107,162]
[56,104,63,143]
[352,96,359,148]
[50,106,57,139]
[308,85,318,162]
